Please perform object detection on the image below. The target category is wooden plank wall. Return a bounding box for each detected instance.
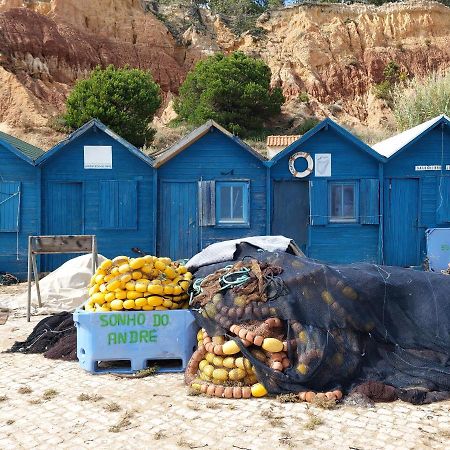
[383,124,450,264]
[157,129,267,259]
[269,126,382,264]
[40,128,155,271]
[0,145,40,278]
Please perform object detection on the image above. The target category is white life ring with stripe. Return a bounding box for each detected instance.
[289,152,314,178]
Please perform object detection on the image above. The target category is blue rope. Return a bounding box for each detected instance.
[189,266,251,305]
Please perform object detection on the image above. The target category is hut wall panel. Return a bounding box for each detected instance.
[270,128,379,180]
[40,128,155,268]
[157,130,267,258]
[383,126,450,177]
[383,125,450,265]
[269,125,381,263]
[0,145,40,278]
[309,225,379,263]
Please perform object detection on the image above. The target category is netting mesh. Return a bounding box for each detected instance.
[189,243,450,399]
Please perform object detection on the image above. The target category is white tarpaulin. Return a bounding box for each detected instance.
[0,254,105,315]
[186,236,301,270]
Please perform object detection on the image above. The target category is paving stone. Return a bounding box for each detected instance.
[0,314,449,449]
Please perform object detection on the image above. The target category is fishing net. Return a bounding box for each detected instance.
[7,312,77,360]
[186,243,450,403]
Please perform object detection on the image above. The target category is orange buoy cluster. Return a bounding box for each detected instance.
[185,321,343,401]
[185,328,268,399]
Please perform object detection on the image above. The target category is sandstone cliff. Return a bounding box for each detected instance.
[0,0,449,148]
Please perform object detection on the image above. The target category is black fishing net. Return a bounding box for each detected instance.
[7,312,77,360]
[189,243,450,403]
[0,272,19,286]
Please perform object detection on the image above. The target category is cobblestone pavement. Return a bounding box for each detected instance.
[0,314,449,450]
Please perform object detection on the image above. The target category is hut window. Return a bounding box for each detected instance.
[216,181,249,226]
[329,182,358,223]
[0,182,20,232]
[99,180,137,229]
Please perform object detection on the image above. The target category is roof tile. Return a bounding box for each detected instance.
[266,135,301,147]
[0,130,44,160]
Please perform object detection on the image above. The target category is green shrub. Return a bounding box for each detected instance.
[174,52,284,137]
[298,92,309,103]
[393,71,450,130]
[373,80,393,101]
[293,118,320,135]
[65,65,161,147]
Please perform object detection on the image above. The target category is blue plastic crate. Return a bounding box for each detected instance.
[426,228,450,272]
[73,307,198,374]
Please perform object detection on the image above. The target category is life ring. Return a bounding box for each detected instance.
[288,152,314,178]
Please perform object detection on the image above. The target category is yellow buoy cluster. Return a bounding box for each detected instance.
[187,329,268,399]
[197,333,258,386]
[85,255,192,312]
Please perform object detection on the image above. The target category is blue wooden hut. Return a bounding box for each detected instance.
[266,118,385,263]
[373,114,450,267]
[153,120,267,260]
[0,131,43,278]
[35,119,155,271]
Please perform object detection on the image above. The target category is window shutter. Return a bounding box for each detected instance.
[118,181,138,229]
[360,179,380,224]
[309,179,327,225]
[99,180,137,229]
[198,180,216,226]
[436,177,450,224]
[99,181,118,229]
[0,182,20,232]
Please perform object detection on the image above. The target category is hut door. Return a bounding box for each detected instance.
[384,178,420,267]
[158,181,199,260]
[272,180,309,253]
[42,182,83,271]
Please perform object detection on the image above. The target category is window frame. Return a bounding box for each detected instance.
[328,181,359,224]
[215,180,250,228]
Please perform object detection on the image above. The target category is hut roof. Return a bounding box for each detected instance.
[0,130,44,163]
[266,117,385,166]
[152,120,267,168]
[35,119,153,167]
[266,135,301,148]
[372,115,450,159]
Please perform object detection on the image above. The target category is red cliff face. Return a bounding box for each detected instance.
[0,0,449,147]
[0,0,190,147]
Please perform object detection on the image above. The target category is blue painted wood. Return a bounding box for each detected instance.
[0,143,40,279]
[271,180,309,252]
[40,125,155,269]
[378,164,384,264]
[360,179,380,225]
[309,225,379,263]
[157,128,267,256]
[158,181,199,260]
[99,180,138,229]
[382,123,450,265]
[436,176,450,224]
[384,178,420,266]
[0,182,20,231]
[310,179,328,226]
[42,181,83,271]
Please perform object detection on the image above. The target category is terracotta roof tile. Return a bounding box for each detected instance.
[266,135,301,147]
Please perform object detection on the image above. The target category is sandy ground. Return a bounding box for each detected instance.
[0,284,449,449]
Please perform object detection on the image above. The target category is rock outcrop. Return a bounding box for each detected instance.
[0,0,449,147]
[0,0,190,146]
